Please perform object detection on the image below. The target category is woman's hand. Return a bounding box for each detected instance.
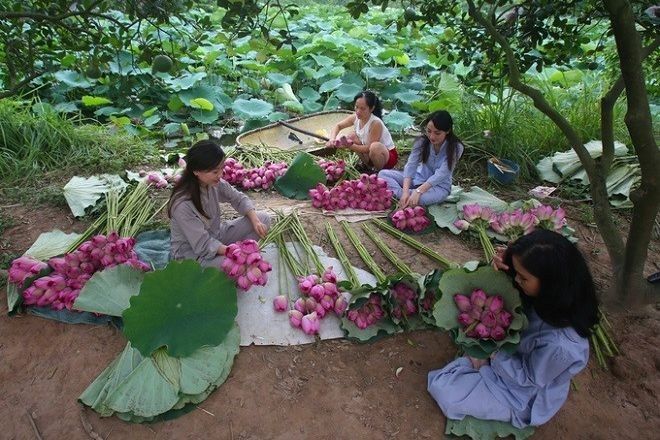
[408,190,421,207]
[252,220,268,239]
[217,244,228,256]
[492,246,509,271]
[466,355,489,369]
[398,191,410,209]
[325,139,336,148]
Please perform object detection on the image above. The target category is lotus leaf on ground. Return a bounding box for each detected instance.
[432,265,527,359]
[79,324,240,422]
[73,265,146,316]
[122,260,238,358]
[445,415,535,440]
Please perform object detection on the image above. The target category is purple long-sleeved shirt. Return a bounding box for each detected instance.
[403,138,463,191]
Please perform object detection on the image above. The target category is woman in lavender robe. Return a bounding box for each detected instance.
[168,140,271,268]
[427,230,599,428]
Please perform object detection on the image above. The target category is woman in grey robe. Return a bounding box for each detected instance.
[168,140,271,268]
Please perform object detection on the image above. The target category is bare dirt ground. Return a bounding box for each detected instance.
[1,190,659,440]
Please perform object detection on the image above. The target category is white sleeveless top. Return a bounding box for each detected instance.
[353,114,395,150]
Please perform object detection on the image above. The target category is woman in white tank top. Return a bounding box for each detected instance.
[327,90,398,172]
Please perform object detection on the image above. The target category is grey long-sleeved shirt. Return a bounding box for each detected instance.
[403,138,463,191]
[169,180,254,261]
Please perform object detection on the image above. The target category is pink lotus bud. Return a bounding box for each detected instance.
[289,310,303,328]
[497,310,513,328]
[490,326,506,341]
[322,267,337,283]
[480,310,498,328]
[273,295,288,312]
[453,294,471,312]
[453,219,471,231]
[309,284,325,301]
[178,157,187,168]
[474,323,490,339]
[355,315,368,329]
[294,297,306,313]
[100,255,115,267]
[304,297,318,313]
[91,235,107,246]
[314,302,327,318]
[334,297,348,315]
[457,312,473,326]
[301,312,320,335]
[485,295,504,313]
[320,295,334,310]
[237,275,250,290]
[470,289,487,308]
[246,251,262,265]
[8,266,28,285]
[347,310,359,321]
[462,204,482,222]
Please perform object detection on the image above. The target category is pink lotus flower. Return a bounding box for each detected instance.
[497,310,513,328]
[301,312,320,335]
[309,284,325,301]
[485,295,504,313]
[334,296,348,315]
[453,294,471,312]
[490,326,506,341]
[289,310,303,328]
[470,289,487,307]
[294,297,306,313]
[273,295,288,312]
[474,323,490,339]
[457,312,474,326]
[480,310,498,328]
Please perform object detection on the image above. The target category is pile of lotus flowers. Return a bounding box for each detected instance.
[222,158,288,190]
[309,174,393,211]
[390,282,419,319]
[145,172,171,189]
[454,289,512,341]
[391,206,431,232]
[221,239,272,291]
[274,267,348,336]
[141,157,186,189]
[347,293,386,329]
[531,205,567,232]
[316,158,346,183]
[9,233,150,311]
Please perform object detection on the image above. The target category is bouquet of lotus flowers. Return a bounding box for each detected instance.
[454,290,512,341]
[329,135,354,148]
[9,232,150,311]
[489,209,536,242]
[453,203,497,261]
[316,158,346,183]
[390,206,431,233]
[309,174,393,211]
[433,265,528,358]
[221,239,272,291]
[389,281,418,320]
[346,293,386,329]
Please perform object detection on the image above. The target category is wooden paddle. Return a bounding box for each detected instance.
[278,120,330,141]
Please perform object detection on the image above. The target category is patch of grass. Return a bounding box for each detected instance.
[0,99,158,187]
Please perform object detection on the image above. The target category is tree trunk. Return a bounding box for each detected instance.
[603,0,660,301]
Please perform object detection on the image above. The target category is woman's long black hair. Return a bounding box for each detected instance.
[167,140,226,219]
[418,110,461,169]
[353,90,383,119]
[504,229,599,337]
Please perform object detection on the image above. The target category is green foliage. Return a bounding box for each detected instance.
[0,100,155,186]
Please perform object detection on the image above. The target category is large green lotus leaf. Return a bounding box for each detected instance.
[432,266,527,359]
[178,84,230,113]
[335,83,364,102]
[163,72,207,91]
[82,96,113,107]
[267,72,294,86]
[24,230,81,260]
[456,186,509,212]
[341,71,366,88]
[298,86,321,102]
[6,283,20,315]
[362,66,400,80]
[62,174,127,217]
[74,265,145,316]
[274,152,326,200]
[54,70,92,88]
[122,260,238,357]
[446,415,535,440]
[394,91,422,104]
[232,98,273,119]
[303,99,323,113]
[428,203,461,234]
[383,110,414,132]
[190,107,219,124]
[318,78,342,94]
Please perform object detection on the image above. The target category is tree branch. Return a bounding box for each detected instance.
[0,70,44,99]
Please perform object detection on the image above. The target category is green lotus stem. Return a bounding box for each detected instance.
[372,219,457,268]
[599,307,614,330]
[276,234,305,278]
[290,212,325,274]
[478,226,495,263]
[340,221,386,283]
[361,223,412,275]
[106,190,119,233]
[325,222,359,288]
[590,334,608,370]
[595,324,615,357]
[260,211,295,247]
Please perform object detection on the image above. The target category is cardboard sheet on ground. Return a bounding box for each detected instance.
[238,242,378,346]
